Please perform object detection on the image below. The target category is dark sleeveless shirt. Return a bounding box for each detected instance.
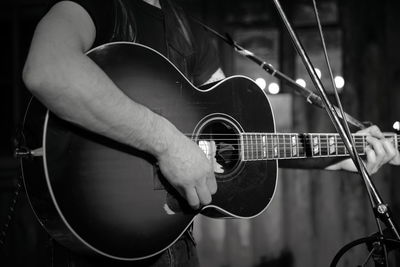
[51,0,220,86]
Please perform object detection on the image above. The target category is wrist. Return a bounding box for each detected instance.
[147,114,182,159]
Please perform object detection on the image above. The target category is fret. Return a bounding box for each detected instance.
[250,134,254,160]
[250,134,254,159]
[251,134,257,160]
[254,134,258,160]
[253,134,256,160]
[284,134,290,158]
[248,134,252,160]
[255,134,258,159]
[243,134,248,161]
[253,134,258,160]
[241,134,244,161]
[278,134,284,159]
[318,134,324,156]
[337,134,346,155]
[325,134,330,156]
[335,135,338,156]
[252,134,255,159]
[286,134,290,158]
[247,134,250,160]
[286,134,291,158]
[287,135,291,158]
[298,134,306,157]
[320,134,328,156]
[296,134,300,157]
[239,134,246,161]
[362,135,366,154]
[278,134,284,158]
[284,134,289,158]
[355,135,364,154]
[257,134,263,160]
[318,134,323,156]
[319,134,324,156]
[361,135,366,154]
[260,134,265,159]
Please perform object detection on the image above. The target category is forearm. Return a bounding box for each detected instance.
[23,45,179,158]
[22,1,218,209]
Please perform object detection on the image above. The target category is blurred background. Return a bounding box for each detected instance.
[1,0,400,266]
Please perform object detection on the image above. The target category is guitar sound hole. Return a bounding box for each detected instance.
[196,119,243,181]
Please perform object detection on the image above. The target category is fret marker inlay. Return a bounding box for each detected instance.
[329,136,335,154]
[274,136,278,157]
[313,136,319,155]
[262,135,267,158]
[291,135,297,156]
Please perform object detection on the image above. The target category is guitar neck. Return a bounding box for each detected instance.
[241,133,399,161]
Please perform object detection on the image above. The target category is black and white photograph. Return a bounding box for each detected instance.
[1,0,400,266]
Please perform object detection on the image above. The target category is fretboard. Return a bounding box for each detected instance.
[240,133,399,161]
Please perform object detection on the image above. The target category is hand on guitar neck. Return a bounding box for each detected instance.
[326,125,400,174]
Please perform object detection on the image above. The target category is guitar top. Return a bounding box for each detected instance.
[21,42,278,260]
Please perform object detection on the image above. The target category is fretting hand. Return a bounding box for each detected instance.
[326,125,400,174]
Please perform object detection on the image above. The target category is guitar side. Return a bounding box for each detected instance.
[21,42,278,260]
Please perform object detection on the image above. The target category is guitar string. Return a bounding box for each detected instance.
[193,140,387,147]
[183,135,397,144]
[189,140,379,147]
[200,143,369,158]
[180,134,398,158]
[185,137,399,150]
[184,134,398,137]
[196,138,374,158]
[183,134,398,144]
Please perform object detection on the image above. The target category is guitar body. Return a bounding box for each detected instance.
[21,42,278,260]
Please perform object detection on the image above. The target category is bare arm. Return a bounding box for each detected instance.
[23,1,216,209]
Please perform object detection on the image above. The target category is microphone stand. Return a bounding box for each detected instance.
[271,0,400,266]
[191,16,366,130]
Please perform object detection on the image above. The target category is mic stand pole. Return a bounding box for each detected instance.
[271,0,400,264]
[192,17,366,130]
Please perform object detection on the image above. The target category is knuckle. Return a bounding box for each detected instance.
[195,176,206,186]
[371,125,380,133]
[367,136,378,145]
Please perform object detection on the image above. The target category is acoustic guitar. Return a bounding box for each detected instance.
[20,42,399,261]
